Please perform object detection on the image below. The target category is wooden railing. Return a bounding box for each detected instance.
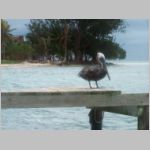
[1,88,149,130]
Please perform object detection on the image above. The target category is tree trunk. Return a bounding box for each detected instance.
[2,42,6,59]
[75,30,81,64]
[63,22,69,64]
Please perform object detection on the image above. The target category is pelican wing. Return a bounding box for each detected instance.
[79,65,104,80]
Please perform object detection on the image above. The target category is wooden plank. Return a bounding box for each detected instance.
[1,89,149,108]
[1,89,120,108]
[1,87,120,94]
[99,106,138,117]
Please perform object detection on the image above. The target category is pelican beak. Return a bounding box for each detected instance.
[106,68,111,80]
[102,58,110,80]
[104,61,110,80]
[97,52,111,80]
[97,56,103,67]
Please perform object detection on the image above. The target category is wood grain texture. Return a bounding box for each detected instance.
[1,88,149,109]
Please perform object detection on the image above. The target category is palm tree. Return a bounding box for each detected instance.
[50,19,70,63]
[1,19,14,59]
[61,20,69,63]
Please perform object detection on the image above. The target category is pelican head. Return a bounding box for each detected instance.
[97,52,110,80]
[97,52,105,60]
[97,52,105,65]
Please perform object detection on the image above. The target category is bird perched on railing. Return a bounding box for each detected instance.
[78,52,110,88]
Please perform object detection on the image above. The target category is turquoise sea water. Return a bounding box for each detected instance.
[1,61,149,130]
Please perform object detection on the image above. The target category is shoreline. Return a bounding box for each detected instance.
[0,61,148,68]
[0,61,85,67]
[0,62,57,67]
[0,60,113,67]
[0,62,115,67]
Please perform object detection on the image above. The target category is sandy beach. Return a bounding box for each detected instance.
[0,62,57,67]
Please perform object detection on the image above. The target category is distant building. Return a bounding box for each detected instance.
[13,35,25,43]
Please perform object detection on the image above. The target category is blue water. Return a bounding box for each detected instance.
[1,61,149,130]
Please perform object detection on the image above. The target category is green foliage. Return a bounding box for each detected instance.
[5,42,35,60]
[1,19,126,63]
[1,19,14,43]
[99,39,126,59]
[26,19,126,63]
[1,19,15,59]
[1,59,23,64]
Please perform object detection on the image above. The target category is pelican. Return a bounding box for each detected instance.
[78,52,110,88]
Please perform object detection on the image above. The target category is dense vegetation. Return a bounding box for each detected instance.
[1,19,14,59]
[1,19,126,63]
[5,42,35,60]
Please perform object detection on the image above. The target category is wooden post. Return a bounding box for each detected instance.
[138,106,149,130]
[89,107,104,130]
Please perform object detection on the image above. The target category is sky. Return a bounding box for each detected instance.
[114,19,149,61]
[6,19,149,61]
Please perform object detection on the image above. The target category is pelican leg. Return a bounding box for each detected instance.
[95,81,99,88]
[89,81,92,88]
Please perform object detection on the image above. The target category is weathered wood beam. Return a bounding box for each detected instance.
[1,90,149,108]
[101,106,138,117]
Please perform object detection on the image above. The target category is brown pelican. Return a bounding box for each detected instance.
[78,52,110,88]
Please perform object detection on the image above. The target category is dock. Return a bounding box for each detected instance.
[1,88,149,130]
